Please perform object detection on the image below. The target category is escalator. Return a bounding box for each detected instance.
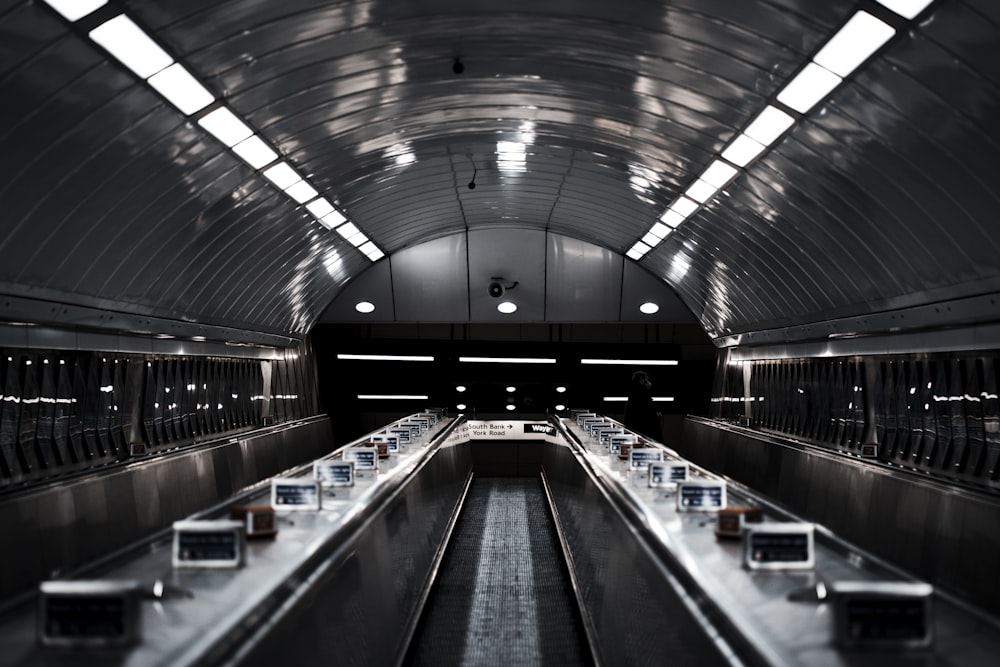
[405,477,594,666]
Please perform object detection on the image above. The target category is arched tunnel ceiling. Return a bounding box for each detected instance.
[1,0,998,346]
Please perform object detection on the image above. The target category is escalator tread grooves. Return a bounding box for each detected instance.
[406,477,590,666]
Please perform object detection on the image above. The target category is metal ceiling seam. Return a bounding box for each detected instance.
[789,98,989,271]
[97,152,253,299]
[676,204,822,318]
[715,157,891,302]
[20,106,190,292]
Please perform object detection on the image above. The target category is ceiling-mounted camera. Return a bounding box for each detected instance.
[488,277,518,298]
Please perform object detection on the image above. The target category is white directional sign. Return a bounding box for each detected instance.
[444,420,564,446]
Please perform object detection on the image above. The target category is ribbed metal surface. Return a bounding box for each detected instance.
[408,477,589,666]
[3,0,997,339]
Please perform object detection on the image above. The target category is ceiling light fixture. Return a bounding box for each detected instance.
[814,12,895,78]
[354,301,375,314]
[43,0,107,21]
[231,135,277,169]
[555,386,566,393]
[497,301,517,314]
[456,386,467,392]
[776,62,843,114]
[89,15,172,79]
[639,302,660,314]
[875,0,934,19]
[197,107,253,147]
[147,63,214,115]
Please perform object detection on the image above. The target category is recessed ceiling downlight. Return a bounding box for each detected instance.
[456,403,467,410]
[640,302,660,315]
[497,301,517,314]
[354,301,375,313]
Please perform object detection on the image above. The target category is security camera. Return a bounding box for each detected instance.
[487,280,505,298]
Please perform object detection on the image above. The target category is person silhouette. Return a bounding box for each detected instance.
[624,370,661,440]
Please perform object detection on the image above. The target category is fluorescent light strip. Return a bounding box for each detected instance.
[360,242,385,261]
[652,397,675,402]
[876,0,934,19]
[262,162,302,190]
[743,106,796,146]
[685,179,719,204]
[649,222,670,238]
[285,180,319,204]
[337,354,434,362]
[814,11,895,78]
[776,62,842,114]
[641,231,663,247]
[321,210,348,230]
[721,134,767,167]
[699,160,739,188]
[305,198,336,220]
[458,357,557,364]
[603,396,628,402]
[232,136,277,169]
[89,15,173,79]
[198,107,253,147]
[147,63,214,115]
[358,394,429,400]
[44,0,108,21]
[581,359,679,365]
[670,196,700,218]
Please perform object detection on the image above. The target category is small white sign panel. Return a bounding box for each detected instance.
[38,580,142,648]
[831,581,933,649]
[609,434,638,454]
[172,520,245,569]
[676,481,727,512]
[344,446,379,471]
[629,447,664,470]
[743,523,815,570]
[271,478,322,511]
[314,460,355,487]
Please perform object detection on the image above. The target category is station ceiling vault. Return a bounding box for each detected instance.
[2,0,997,347]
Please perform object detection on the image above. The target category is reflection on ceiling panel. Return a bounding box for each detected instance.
[1,0,996,346]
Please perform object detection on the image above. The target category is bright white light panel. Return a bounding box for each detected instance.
[629,5,911,262]
[46,2,382,263]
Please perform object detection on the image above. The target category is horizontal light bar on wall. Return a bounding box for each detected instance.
[44,2,385,265]
[358,395,429,400]
[337,354,434,362]
[458,357,557,364]
[581,359,679,366]
[602,396,675,402]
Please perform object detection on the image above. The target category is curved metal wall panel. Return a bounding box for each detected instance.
[5,0,997,341]
[0,3,367,338]
[647,0,1000,340]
